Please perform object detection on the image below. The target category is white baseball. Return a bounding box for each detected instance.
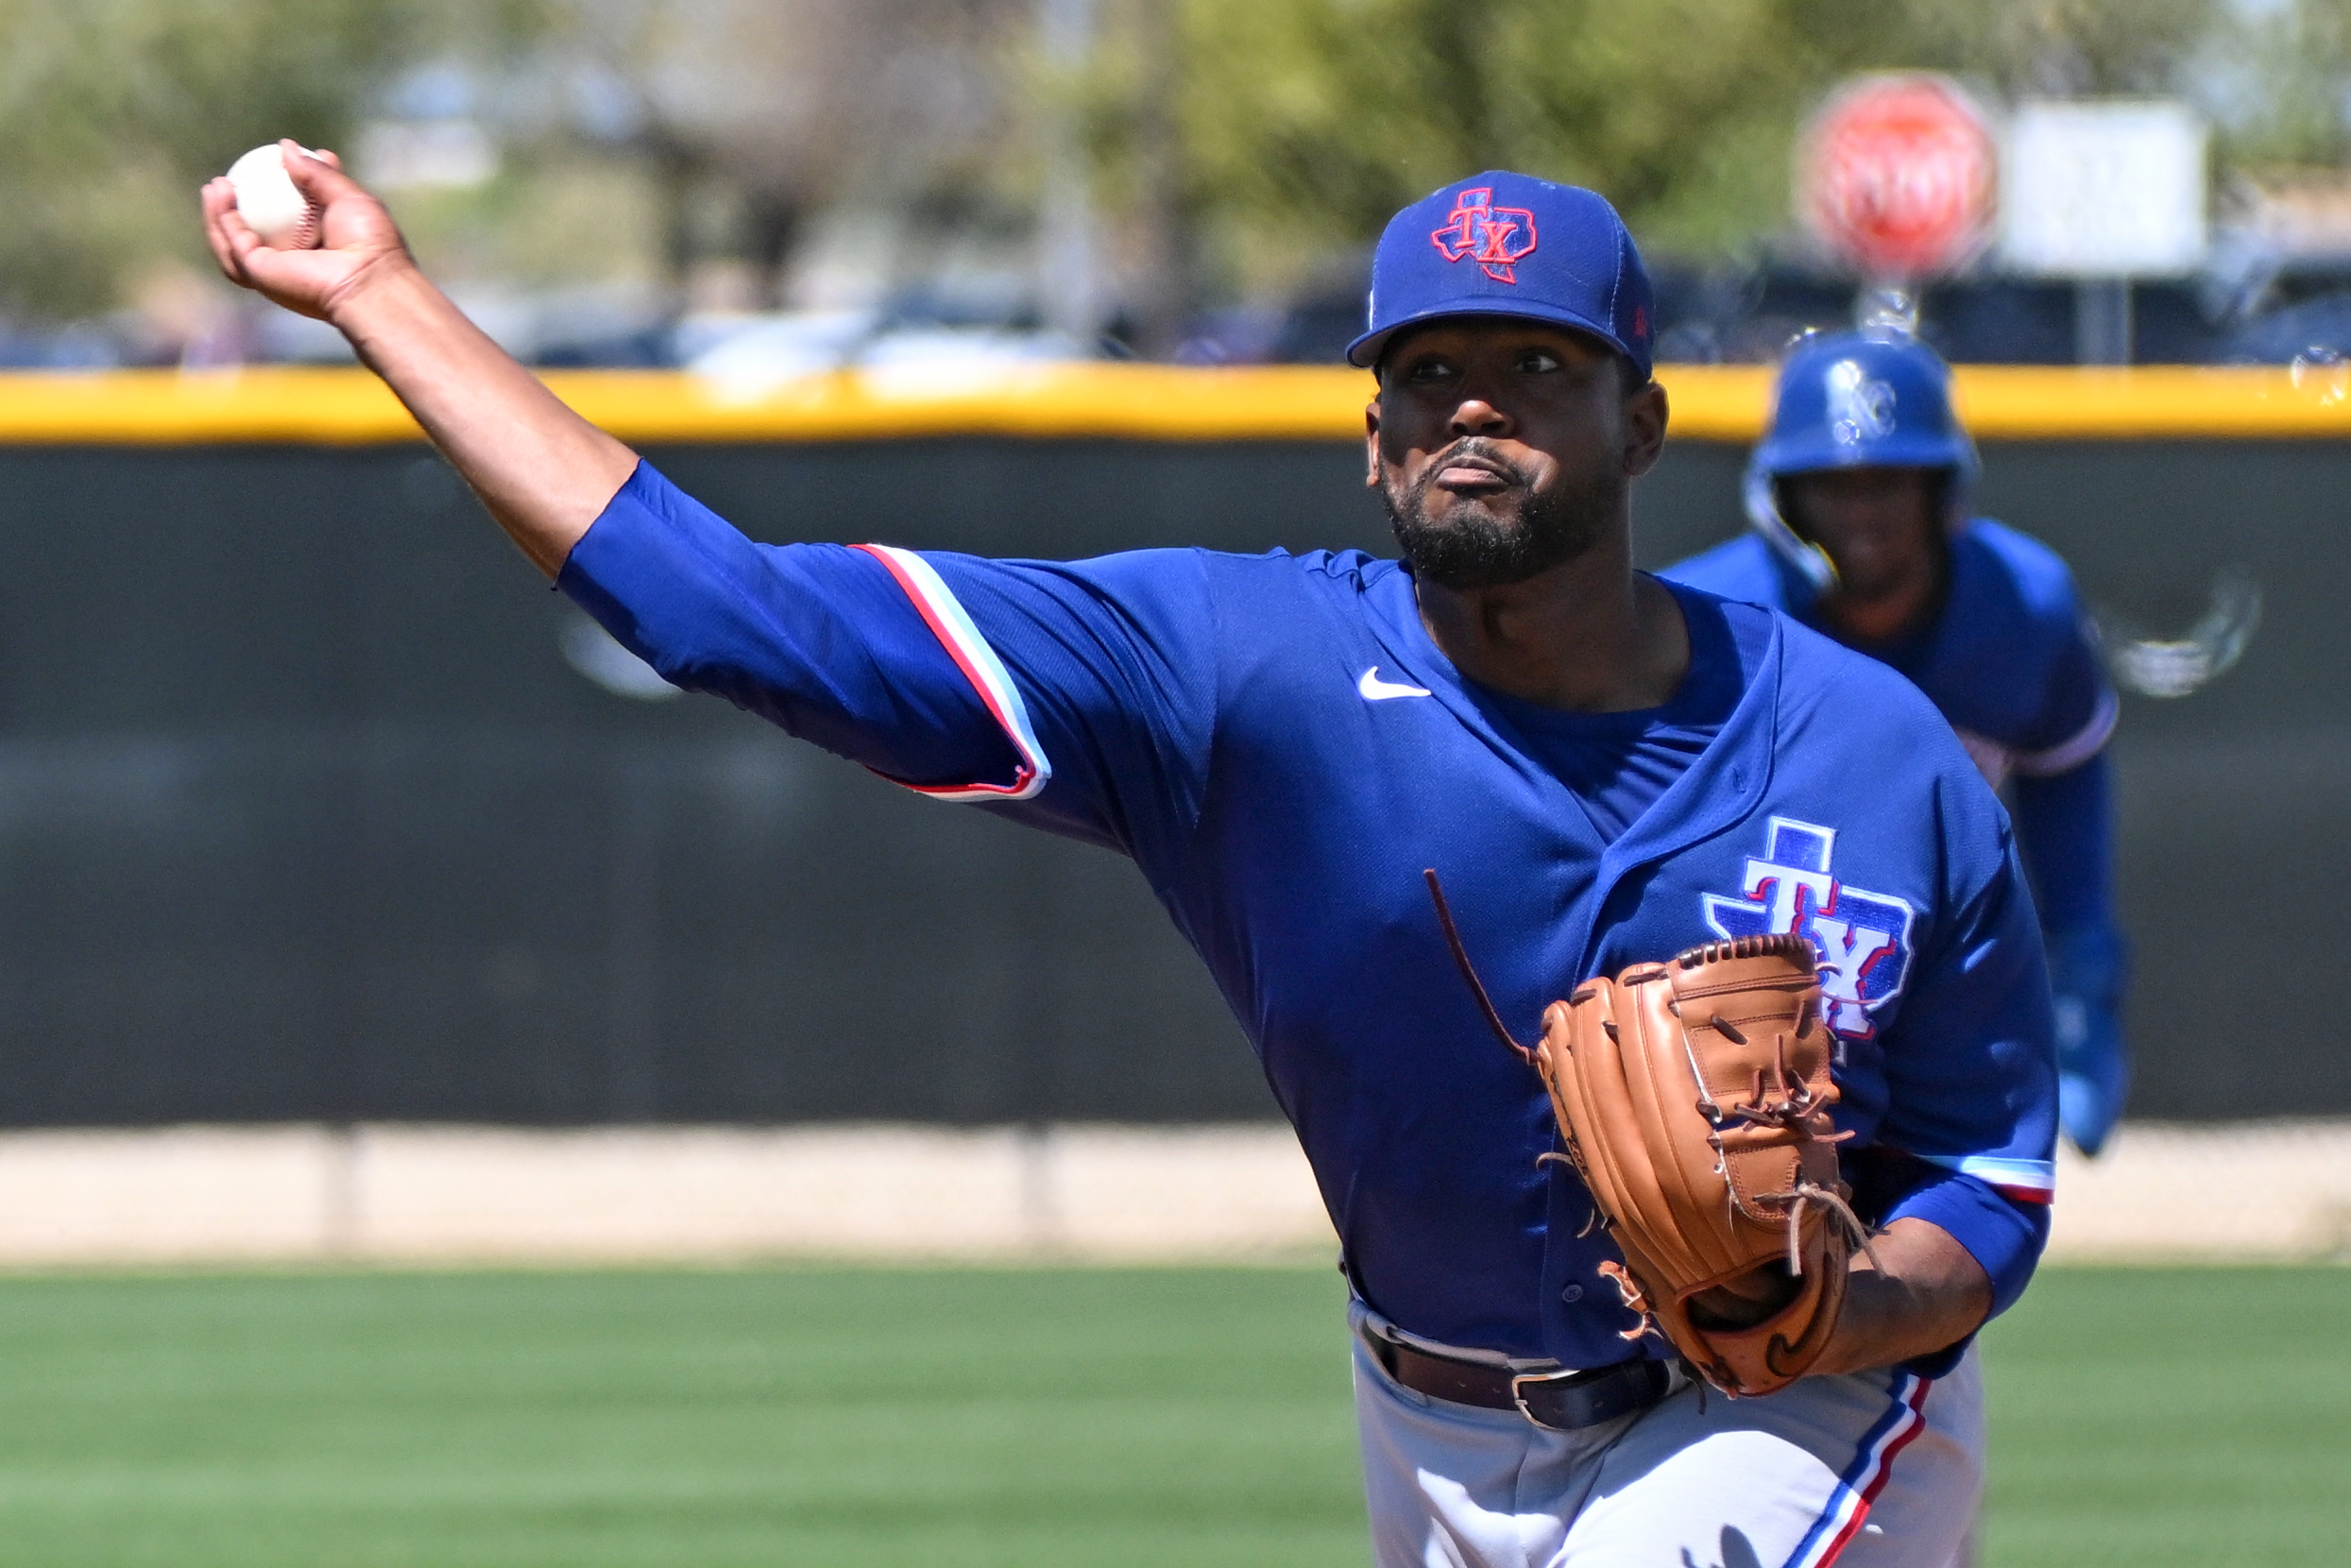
[225,143,323,249]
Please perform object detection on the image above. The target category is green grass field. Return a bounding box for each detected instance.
[0,1264,2340,1567]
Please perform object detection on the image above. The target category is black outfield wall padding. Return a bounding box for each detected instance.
[0,435,2338,1124]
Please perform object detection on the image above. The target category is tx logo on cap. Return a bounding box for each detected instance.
[1430,189,1539,283]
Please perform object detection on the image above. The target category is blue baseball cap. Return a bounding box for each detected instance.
[1345,171,1655,380]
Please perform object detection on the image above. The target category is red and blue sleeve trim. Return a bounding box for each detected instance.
[1904,1151,2054,1205]
[1781,1371,1934,1568]
[852,544,1053,803]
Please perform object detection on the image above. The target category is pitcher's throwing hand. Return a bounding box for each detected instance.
[202,141,412,325]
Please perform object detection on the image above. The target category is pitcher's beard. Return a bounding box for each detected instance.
[1382,454,1622,591]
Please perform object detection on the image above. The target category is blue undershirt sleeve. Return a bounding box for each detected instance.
[2011,751,2116,936]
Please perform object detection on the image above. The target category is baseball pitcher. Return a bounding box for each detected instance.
[204,152,2056,1567]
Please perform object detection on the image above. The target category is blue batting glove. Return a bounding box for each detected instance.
[2046,926,2130,1158]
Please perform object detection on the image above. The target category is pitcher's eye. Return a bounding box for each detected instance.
[1517,349,1562,374]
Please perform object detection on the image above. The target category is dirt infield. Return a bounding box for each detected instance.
[0,1119,2340,1266]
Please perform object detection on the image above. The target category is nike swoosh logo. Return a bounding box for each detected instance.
[1358,665,1433,701]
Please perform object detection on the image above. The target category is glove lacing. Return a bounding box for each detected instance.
[1713,1033,1882,1276]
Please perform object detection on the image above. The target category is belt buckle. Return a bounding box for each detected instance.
[1508,1365,1583,1429]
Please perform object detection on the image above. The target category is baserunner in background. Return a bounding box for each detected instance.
[1665,331,2129,1156]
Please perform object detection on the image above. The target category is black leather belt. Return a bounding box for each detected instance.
[1366,1330,1675,1430]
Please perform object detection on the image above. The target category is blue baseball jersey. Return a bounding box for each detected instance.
[1662,521,2119,935]
[563,463,2058,1369]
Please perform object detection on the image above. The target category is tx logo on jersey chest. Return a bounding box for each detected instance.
[1700,816,1914,1038]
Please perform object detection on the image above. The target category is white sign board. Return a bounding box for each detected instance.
[2002,100,2208,276]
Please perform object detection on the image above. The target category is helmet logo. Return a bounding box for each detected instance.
[1826,359,1896,446]
[1431,189,1540,283]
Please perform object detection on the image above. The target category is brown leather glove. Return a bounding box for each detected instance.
[1424,869,1881,1400]
[1540,935,1878,1396]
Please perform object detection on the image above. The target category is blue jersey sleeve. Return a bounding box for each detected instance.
[2013,628,2115,767]
[1985,525,2121,934]
[556,461,1217,861]
[558,462,1022,789]
[1847,1148,2053,1368]
[1972,522,2117,768]
[1865,798,2059,1320]
[912,549,1219,861]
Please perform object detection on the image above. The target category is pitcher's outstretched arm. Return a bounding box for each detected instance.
[201,142,636,576]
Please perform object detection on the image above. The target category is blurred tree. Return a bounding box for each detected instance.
[0,0,1030,325]
[2204,0,2351,169]
[538,0,1031,309]
[0,0,544,320]
[1178,0,1837,287]
[1883,0,2223,95]
[5,0,2347,342]
[1161,0,2263,305]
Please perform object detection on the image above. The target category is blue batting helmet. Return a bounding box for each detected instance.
[1745,330,1979,594]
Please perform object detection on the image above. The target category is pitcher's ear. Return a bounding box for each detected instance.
[1623,380,1669,478]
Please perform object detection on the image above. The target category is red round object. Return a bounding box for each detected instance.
[1798,74,1997,280]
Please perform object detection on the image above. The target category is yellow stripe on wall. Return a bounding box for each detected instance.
[0,363,2345,445]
